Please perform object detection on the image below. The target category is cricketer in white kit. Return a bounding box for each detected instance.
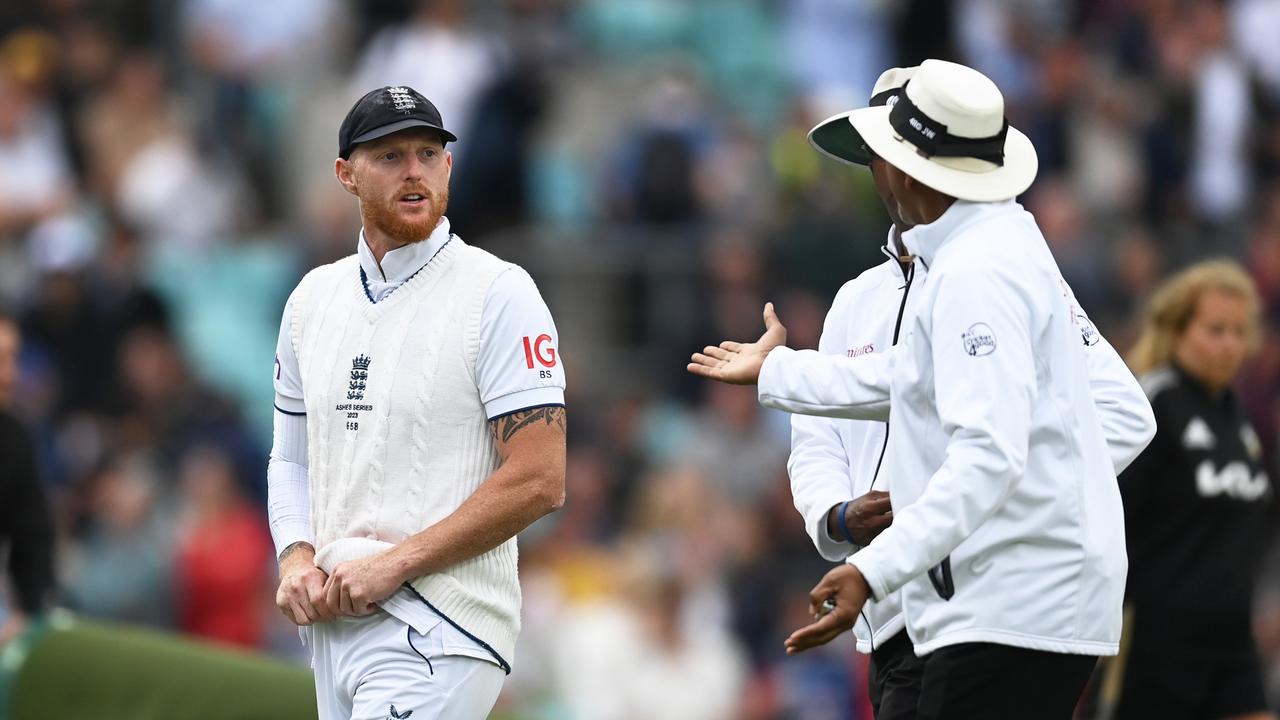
[267,86,567,720]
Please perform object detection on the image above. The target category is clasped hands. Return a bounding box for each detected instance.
[275,544,405,626]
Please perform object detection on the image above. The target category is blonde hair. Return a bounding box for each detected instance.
[1128,259,1261,376]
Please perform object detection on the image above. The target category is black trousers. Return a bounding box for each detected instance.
[915,643,1098,720]
[868,631,926,720]
[1108,647,1269,719]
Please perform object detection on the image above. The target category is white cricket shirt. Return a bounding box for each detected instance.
[267,216,565,665]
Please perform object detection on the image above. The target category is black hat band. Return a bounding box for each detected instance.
[868,87,901,108]
[888,84,1008,166]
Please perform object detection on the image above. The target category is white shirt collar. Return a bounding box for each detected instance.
[879,226,926,280]
[357,216,452,285]
[900,199,1019,265]
[879,226,907,261]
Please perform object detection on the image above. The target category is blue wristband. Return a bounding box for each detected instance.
[837,500,856,544]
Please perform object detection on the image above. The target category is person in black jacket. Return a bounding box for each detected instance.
[1102,260,1276,720]
[0,311,55,645]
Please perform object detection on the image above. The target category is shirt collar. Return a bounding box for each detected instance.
[878,226,916,280]
[899,199,1019,266]
[357,217,452,285]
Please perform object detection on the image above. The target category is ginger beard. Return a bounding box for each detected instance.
[355,168,450,246]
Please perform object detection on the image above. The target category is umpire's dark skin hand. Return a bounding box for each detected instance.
[785,564,872,655]
[827,490,893,546]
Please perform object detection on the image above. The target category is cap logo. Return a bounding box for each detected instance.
[387,86,418,114]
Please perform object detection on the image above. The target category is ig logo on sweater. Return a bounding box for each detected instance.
[962,323,997,357]
[522,334,557,379]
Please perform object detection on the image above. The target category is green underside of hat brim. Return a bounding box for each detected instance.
[808,116,872,167]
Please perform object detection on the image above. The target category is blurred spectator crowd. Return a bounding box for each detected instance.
[0,0,1279,718]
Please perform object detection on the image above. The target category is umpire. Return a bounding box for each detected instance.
[792,67,1163,719]
[690,59,1156,718]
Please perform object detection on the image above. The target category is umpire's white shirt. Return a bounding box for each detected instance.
[267,217,565,670]
[791,229,1158,654]
[765,200,1155,657]
[789,238,922,654]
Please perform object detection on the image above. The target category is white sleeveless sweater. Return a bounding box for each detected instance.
[290,237,519,664]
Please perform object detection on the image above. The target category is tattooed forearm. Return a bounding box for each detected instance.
[491,406,567,444]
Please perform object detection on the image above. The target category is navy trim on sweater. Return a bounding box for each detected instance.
[486,402,566,423]
[401,583,512,674]
[359,235,455,305]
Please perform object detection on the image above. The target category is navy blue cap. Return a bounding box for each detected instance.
[338,86,457,159]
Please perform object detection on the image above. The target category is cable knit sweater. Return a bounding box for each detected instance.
[290,238,520,664]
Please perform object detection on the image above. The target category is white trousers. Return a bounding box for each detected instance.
[309,610,504,720]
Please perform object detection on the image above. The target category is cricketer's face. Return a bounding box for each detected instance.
[336,128,452,245]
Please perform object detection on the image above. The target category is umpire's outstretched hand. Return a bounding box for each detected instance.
[785,564,871,655]
[687,303,788,385]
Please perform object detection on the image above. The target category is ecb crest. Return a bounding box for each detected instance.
[348,354,371,400]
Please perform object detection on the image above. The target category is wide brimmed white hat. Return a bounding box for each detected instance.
[845,59,1038,202]
[808,66,918,167]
